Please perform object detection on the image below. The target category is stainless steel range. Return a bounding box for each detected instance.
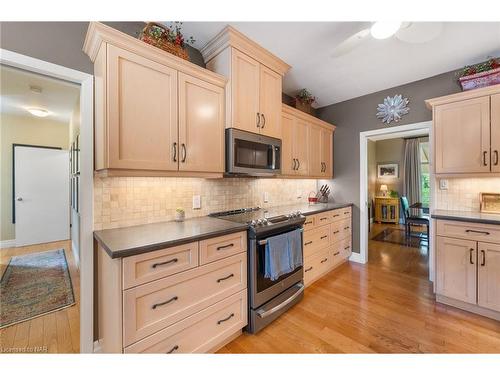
[210,206,306,333]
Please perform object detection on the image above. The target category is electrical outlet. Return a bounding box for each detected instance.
[263,192,269,203]
[297,190,302,199]
[439,179,449,190]
[192,195,201,209]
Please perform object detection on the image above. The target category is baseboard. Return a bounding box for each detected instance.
[93,340,102,353]
[436,294,500,321]
[0,239,16,249]
[349,251,366,264]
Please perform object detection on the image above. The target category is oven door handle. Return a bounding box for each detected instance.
[256,283,304,319]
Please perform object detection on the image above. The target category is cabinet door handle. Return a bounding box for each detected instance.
[333,230,340,234]
[465,229,490,235]
[345,246,350,250]
[261,113,266,128]
[172,142,177,162]
[494,150,499,166]
[217,273,234,283]
[320,258,328,264]
[333,252,340,256]
[344,226,350,230]
[256,112,261,128]
[166,345,179,354]
[181,143,187,162]
[470,248,475,265]
[320,217,328,221]
[217,243,234,251]
[483,151,488,166]
[152,296,178,310]
[297,159,300,170]
[320,235,328,239]
[152,258,178,269]
[481,250,486,266]
[304,266,313,272]
[304,241,313,246]
[293,158,297,170]
[217,313,235,325]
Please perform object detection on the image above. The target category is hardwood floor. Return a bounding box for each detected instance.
[0,240,79,354]
[218,223,500,353]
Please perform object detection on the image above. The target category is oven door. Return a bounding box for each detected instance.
[249,226,304,309]
[226,128,281,175]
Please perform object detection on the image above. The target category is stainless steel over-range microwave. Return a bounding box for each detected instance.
[225,128,281,176]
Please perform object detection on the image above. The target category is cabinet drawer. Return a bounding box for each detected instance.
[124,290,247,353]
[331,218,352,243]
[304,247,333,286]
[436,220,500,244]
[303,216,316,231]
[123,252,246,346]
[122,242,199,289]
[303,225,330,256]
[315,211,332,226]
[333,238,352,261]
[199,231,246,265]
[332,206,351,222]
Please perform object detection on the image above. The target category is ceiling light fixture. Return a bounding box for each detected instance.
[370,21,402,40]
[27,108,50,117]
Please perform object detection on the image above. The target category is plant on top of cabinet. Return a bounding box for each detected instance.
[456,57,500,91]
[294,88,317,115]
[139,22,195,61]
[83,22,226,177]
[202,26,290,140]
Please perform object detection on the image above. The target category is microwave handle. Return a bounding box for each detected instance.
[271,146,277,169]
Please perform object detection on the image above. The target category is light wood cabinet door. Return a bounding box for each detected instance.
[434,96,491,174]
[178,73,224,173]
[258,64,282,139]
[491,94,500,173]
[231,48,260,134]
[293,119,310,176]
[107,44,178,171]
[308,124,322,177]
[321,128,333,177]
[280,112,295,175]
[436,236,477,304]
[478,242,500,312]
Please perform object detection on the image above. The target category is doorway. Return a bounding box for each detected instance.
[359,121,434,281]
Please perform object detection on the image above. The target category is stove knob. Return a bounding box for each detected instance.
[297,211,302,216]
[257,219,263,226]
[262,219,269,225]
[250,220,257,226]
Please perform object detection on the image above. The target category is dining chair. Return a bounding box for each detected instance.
[400,196,430,240]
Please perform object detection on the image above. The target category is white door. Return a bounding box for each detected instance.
[15,147,70,246]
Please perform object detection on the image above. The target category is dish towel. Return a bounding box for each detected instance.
[288,228,303,269]
[264,231,294,281]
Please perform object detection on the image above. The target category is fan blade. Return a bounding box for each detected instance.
[331,28,370,58]
[395,22,443,43]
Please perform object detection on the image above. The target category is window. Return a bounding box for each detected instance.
[420,141,430,208]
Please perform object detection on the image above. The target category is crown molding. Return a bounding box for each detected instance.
[282,103,336,130]
[425,83,500,109]
[201,25,291,76]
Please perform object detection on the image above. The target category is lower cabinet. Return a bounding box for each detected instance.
[436,219,500,320]
[97,231,248,353]
[303,206,352,287]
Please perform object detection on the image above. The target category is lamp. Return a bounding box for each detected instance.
[380,184,388,197]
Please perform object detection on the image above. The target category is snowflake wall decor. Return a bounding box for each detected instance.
[376,94,410,124]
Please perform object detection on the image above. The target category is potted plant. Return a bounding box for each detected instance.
[457,57,500,91]
[175,208,185,222]
[294,89,316,114]
[139,22,195,61]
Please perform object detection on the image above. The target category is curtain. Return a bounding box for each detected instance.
[403,138,422,216]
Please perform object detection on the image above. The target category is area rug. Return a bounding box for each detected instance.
[371,228,428,248]
[0,249,75,328]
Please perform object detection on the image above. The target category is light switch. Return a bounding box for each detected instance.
[192,195,201,209]
[439,179,448,190]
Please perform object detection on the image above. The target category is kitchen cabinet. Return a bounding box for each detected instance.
[84,22,227,177]
[426,84,500,176]
[374,197,399,224]
[203,26,290,139]
[294,119,310,176]
[309,124,322,176]
[320,127,333,177]
[478,241,500,312]
[281,112,296,175]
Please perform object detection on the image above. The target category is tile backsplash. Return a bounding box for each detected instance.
[435,178,500,211]
[94,177,318,230]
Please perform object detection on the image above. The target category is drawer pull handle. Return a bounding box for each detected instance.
[152,258,178,269]
[333,214,340,217]
[305,221,313,225]
[481,250,486,266]
[469,248,474,265]
[334,252,340,256]
[217,313,235,325]
[304,241,313,246]
[152,296,178,310]
[217,273,234,283]
[320,235,328,239]
[320,217,328,221]
[217,243,234,251]
[333,230,340,234]
[345,246,350,250]
[465,229,490,235]
[344,212,349,214]
[320,258,328,264]
[344,226,350,230]
[305,266,313,272]
[166,345,179,354]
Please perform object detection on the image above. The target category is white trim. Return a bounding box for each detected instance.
[349,251,365,264]
[1,49,95,353]
[93,340,102,353]
[0,239,16,249]
[359,121,432,271]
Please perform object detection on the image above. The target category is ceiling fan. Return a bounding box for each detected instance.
[331,22,444,58]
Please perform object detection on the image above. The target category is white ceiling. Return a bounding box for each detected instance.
[0,65,80,123]
[180,22,500,107]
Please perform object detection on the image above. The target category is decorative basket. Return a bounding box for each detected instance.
[480,192,500,214]
[139,22,190,61]
[459,68,500,91]
[294,100,313,114]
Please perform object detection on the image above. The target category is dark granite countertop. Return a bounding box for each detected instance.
[94,217,248,259]
[278,202,353,216]
[431,210,500,225]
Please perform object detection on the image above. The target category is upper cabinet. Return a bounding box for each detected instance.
[426,84,500,176]
[84,22,226,177]
[203,26,290,140]
[282,104,335,179]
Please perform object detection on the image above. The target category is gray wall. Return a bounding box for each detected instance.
[317,70,462,253]
[0,22,205,73]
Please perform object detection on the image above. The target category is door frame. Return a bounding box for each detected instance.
[1,48,95,353]
[358,121,434,281]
